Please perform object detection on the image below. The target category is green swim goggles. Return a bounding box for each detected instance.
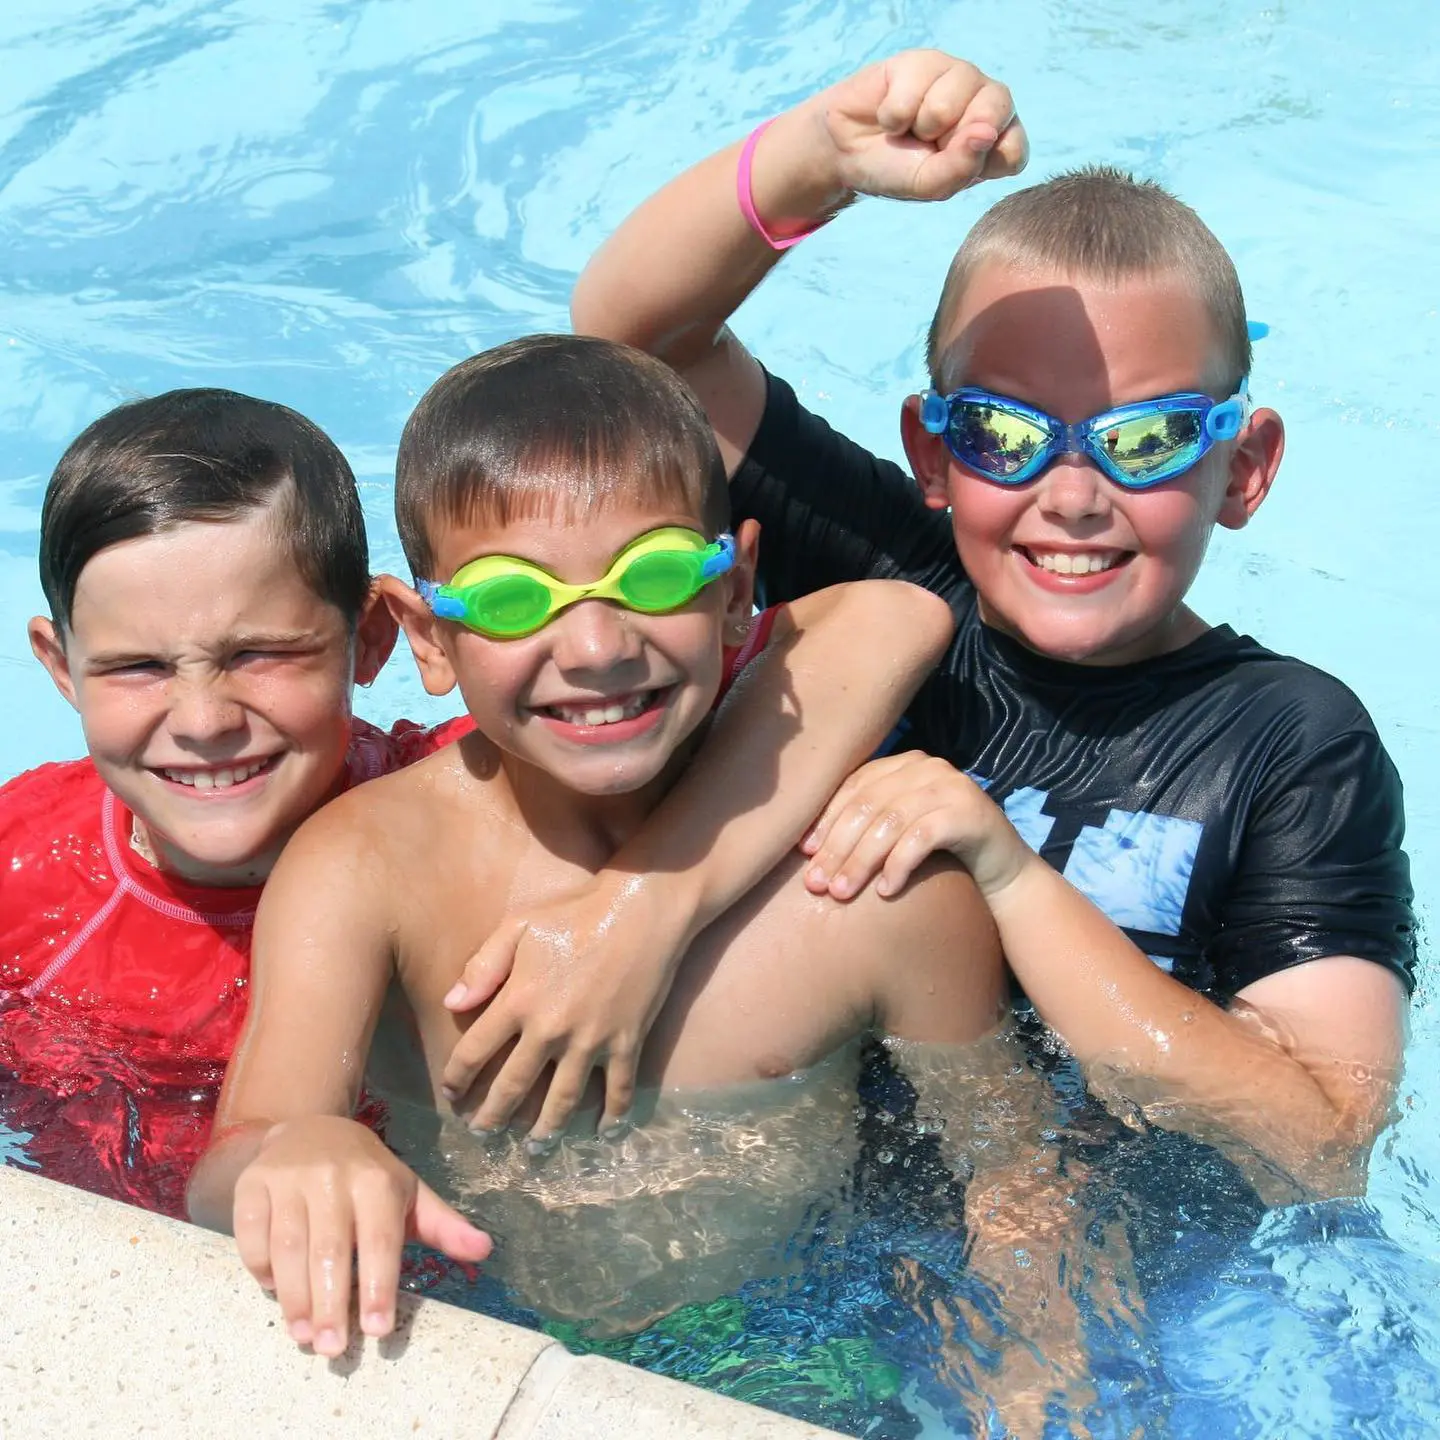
[418,526,737,639]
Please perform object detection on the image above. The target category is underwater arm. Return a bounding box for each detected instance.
[803,752,1410,1198]
[440,579,955,1139]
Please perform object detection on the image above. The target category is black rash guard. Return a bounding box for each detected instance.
[733,370,1416,1002]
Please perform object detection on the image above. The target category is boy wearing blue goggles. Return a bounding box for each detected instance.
[569,47,1414,1210]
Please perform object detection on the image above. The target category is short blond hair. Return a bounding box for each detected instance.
[925,165,1251,393]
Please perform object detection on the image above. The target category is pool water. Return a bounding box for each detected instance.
[2,2,1438,1436]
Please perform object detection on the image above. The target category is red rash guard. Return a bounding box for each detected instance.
[0,716,473,1216]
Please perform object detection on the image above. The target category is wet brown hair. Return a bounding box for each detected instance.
[925,165,1251,393]
[395,334,729,580]
[40,389,369,633]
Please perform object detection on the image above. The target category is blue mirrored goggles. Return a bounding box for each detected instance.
[920,381,1252,491]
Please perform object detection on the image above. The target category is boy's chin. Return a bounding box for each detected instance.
[540,754,670,798]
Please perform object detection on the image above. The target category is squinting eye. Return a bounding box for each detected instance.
[102,660,165,676]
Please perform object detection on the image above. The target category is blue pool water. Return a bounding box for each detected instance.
[2,2,1438,1435]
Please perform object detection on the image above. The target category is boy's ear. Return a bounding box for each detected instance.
[1217,407,1284,531]
[375,574,459,697]
[723,519,760,639]
[352,581,400,687]
[28,616,78,709]
[899,395,955,510]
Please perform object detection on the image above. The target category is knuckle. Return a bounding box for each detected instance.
[310,1236,350,1270]
[875,807,909,837]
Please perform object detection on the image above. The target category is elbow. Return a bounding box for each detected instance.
[569,267,610,340]
[855,580,955,665]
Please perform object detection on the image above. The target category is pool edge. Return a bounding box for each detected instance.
[0,1164,849,1439]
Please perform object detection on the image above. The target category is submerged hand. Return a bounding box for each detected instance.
[232,1116,492,1357]
[817,48,1028,201]
[801,751,1033,902]
[441,873,690,1141]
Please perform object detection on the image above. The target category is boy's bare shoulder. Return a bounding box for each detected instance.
[842,855,993,950]
[286,732,505,868]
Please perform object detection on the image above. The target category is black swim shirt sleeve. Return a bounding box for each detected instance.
[1206,720,1417,997]
[729,369,960,605]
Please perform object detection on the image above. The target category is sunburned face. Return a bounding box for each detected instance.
[905,261,1282,666]
[404,504,754,799]
[30,509,365,886]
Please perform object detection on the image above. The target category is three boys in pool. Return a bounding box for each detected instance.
[1,37,1414,1382]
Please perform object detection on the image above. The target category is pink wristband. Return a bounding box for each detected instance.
[737,119,828,251]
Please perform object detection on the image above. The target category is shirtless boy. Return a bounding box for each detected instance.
[1,383,949,1216]
[188,334,1008,1355]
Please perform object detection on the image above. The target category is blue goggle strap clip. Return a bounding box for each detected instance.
[417,578,467,621]
[700,532,738,580]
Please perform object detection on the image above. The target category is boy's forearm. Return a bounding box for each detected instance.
[571,108,850,365]
[988,858,1394,1194]
[186,1121,273,1233]
[609,582,953,945]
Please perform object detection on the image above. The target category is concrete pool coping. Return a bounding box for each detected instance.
[0,1165,850,1439]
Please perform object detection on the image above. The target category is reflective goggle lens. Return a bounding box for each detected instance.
[952,402,1051,480]
[1101,409,1205,482]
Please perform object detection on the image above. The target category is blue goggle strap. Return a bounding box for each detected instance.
[700,532,737,580]
[416,578,467,621]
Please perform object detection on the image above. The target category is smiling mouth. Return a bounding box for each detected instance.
[537,688,667,728]
[155,756,279,791]
[1017,547,1131,576]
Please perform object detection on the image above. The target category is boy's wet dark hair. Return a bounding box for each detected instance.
[396,334,730,581]
[926,165,1252,394]
[40,388,370,632]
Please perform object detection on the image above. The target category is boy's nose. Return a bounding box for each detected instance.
[549,599,645,674]
[167,676,246,743]
[1036,455,1112,523]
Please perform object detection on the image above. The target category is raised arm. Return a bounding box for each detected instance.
[440,578,955,1139]
[187,802,490,1355]
[571,49,1027,471]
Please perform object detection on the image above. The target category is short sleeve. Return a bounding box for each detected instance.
[731,370,961,604]
[1206,721,1416,996]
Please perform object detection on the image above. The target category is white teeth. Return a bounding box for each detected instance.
[548,692,654,727]
[162,760,269,788]
[1030,551,1120,576]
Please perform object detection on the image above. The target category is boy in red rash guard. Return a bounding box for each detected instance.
[0,387,950,1217]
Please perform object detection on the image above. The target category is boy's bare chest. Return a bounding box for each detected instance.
[382,841,873,1115]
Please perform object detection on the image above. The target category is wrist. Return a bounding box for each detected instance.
[974,839,1045,909]
[594,865,704,955]
[742,107,856,245]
